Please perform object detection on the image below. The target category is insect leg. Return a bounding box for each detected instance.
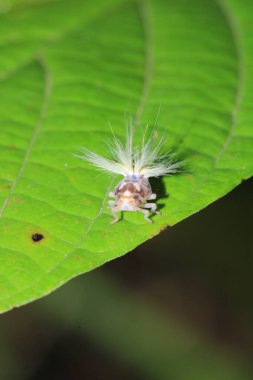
[108,200,120,224]
[142,202,161,215]
[110,208,120,225]
[148,193,156,200]
[138,208,152,224]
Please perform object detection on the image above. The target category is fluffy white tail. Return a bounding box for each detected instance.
[77,125,181,178]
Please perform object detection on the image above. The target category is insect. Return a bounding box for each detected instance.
[77,125,181,224]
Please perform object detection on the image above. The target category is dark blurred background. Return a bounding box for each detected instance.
[0,177,252,380]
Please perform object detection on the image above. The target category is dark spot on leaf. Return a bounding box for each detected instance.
[32,233,44,243]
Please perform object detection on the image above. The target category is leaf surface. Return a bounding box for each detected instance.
[0,0,252,312]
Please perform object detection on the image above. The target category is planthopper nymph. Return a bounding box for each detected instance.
[77,125,181,224]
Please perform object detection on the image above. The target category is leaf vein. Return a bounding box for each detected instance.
[0,54,52,218]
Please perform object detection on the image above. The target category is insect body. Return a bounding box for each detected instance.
[77,126,180,224]
[108,175,158,224]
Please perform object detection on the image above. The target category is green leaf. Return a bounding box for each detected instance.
[0,0,252,313]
